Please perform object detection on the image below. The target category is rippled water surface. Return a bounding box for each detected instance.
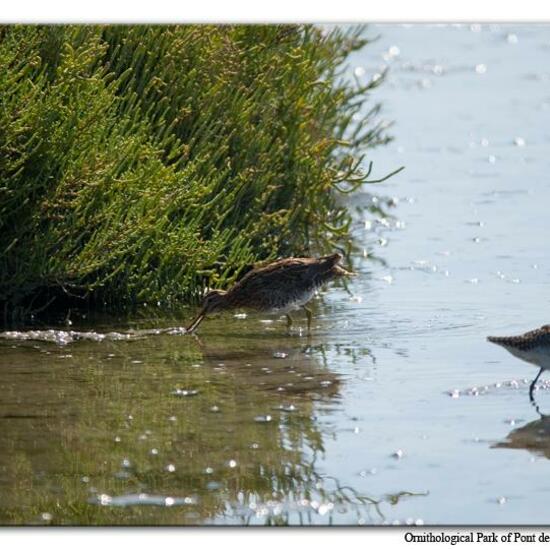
[2,24,550,525]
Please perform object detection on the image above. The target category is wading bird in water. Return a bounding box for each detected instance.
[487,325,550,402]
[186,253,353,334]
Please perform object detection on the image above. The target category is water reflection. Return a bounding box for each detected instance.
[494,412,550,460]
[0,317,423,525]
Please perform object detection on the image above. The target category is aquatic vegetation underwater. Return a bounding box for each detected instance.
[0,25,394,320]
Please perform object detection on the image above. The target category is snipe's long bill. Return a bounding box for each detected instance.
[487,324,550,401]
[186,253,353,334]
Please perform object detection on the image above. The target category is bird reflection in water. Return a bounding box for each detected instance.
[494,411,550,459]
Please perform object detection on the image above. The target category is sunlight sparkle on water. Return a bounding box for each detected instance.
[475,64,487,74]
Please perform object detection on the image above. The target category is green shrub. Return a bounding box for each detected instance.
[0,25,396,318]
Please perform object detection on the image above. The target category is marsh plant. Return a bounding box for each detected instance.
[0,25,395,319]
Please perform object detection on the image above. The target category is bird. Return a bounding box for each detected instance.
[487,325,550,402]
[186,253,353,334]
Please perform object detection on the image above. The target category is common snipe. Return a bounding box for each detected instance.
[186,253,352,333]
[488,325,550,401]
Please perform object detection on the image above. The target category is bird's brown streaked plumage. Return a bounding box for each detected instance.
[487,325,550,352]
[487,324,550,402]
[186,253,352,333]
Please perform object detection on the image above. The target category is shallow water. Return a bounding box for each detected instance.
[2,24,550,525]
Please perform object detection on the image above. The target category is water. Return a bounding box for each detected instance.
[1,24,550,525]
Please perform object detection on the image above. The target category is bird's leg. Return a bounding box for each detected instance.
[286,314,293,329]
[302,305,312,333]
[529,368,544,403]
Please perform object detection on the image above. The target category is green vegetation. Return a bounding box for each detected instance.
[0,25,396,319]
